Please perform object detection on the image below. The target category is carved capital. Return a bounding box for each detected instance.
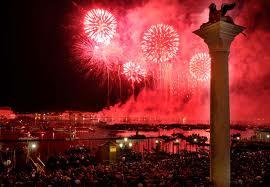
[193,21,245,52]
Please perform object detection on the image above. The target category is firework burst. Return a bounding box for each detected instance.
[84,9,117,45]
[123,61,147,83]
[71,35,121,83]
[141,24,179,63]
[189,52,211,81]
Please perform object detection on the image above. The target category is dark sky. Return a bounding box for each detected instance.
[3,0,112,112]
[3,0,144,113]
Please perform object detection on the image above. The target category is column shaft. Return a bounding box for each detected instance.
[210,51,230,187]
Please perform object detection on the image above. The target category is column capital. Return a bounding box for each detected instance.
[193,21,245,52]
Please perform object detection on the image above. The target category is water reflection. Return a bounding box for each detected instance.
[0,125,255,161]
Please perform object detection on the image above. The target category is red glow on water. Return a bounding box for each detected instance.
[141,24,179,63]
[84,9,117,45]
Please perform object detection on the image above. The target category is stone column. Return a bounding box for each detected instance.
[193,21,245,187]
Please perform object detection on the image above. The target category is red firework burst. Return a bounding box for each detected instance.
[123,61,147,83]
[189,52,211,81]
[72,34,122,85]
[141,24,179,63]
[84,9,117,45]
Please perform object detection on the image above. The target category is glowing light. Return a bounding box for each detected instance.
[189,52,211,81]
[84,9,117,45]
[141,24,179,63]
[128,142,133,147]
[236,137,240,140]
[124,137,128,142]
[31,143,37,149]
[119,143,123,148]
[155,140,159,144]
[267,134,270,138]
[123,61,147,83]
[194,138,197,142]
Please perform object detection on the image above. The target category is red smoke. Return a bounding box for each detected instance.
[69,0,270,124]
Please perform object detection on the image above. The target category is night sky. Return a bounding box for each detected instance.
[3,0,143,112]
[2,0,270,120]
[3,0,112,112]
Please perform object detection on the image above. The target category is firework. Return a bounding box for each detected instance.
[72,35,122,83]
[123,61,147,83]
[141,24,179,63]
[84,9,117,45]
[189,52,211,81]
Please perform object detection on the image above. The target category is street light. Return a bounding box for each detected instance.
[31,143,37,149]
[174,139,180,154]
[128,142,133,147]
[119,143,123,148]
[124,137,128,142]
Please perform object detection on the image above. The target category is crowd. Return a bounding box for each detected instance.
[231,150,270,186]
[0,146,269,186]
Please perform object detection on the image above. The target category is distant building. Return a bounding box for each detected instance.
[0,107,16,120]
[58,111,99,123]
[59,111,70,121]
[96,141,118,162]
[255,129,270,141]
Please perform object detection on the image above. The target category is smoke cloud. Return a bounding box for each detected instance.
[71,0,270,124]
